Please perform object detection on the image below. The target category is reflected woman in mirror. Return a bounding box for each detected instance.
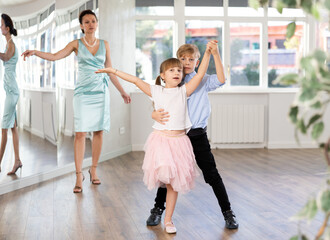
[0,14,22,175]
[22,10,131,193]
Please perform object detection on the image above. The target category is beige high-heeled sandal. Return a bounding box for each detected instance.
[165,221,177,234]
[7,160,23,175]
[88,165,101,185]
[73,171,85,193]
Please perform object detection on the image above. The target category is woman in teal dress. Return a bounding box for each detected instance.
[0,14,22,175]
[22,10,131,193]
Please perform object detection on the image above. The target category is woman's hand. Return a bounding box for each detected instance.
[21,50,36,61]
[121,91,131,104]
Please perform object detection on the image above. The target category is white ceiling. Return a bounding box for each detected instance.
[0,0,36,7]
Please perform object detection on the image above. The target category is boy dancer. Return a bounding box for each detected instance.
[147,42,238,229]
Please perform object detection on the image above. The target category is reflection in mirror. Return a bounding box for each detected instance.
[0,2,57,185]
[56,1,98,167]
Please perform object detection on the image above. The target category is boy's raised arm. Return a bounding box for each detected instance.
[210,41,225,84]
[185,41,214,96]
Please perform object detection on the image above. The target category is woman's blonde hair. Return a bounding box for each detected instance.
[155,58,183,85]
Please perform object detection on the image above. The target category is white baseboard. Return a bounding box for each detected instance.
[24,127,45,139]
[210,143,266,149]
[0,145,132,196]
[63,128,73,136]
[267,141,318,149]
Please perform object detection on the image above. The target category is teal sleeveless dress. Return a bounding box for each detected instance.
[2,44,19,129]
[73,39,110,132]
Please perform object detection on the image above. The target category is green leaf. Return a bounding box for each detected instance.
[301,0,313,13]
[317,189,330,213]
[307,114,322,128]
[286,22,296,39]
[311,101,322,109]
[299,89,317,102]
[276,1,284,13]
[248,0,260,10]
[313,49,327,63]
[274,73,299,85]
[282,0,297,7]
[300,57,315,74]
[289,106,299,123]
[297,119,307,134]
[325,0,330,11]
[311,121,324,139]
[289,235,309,240]
[310,4,320,20]
[293,198,318,220]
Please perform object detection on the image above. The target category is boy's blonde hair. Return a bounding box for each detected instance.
[155,58,183,85]
[176,44,200,59]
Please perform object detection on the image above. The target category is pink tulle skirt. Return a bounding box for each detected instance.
[142,130,199,193]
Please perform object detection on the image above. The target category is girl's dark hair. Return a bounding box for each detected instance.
[155,58,183,86]
[1,14,17,36]
[79,10,98,34]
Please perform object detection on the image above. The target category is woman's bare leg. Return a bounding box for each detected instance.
[89,130,103,184]
[7,121,21,174]
[73,132,86,192]
[0,129,8,172]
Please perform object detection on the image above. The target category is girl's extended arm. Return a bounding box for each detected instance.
[21,40,77,61]
[96,67,151,97]
[185,41,213,96]
[104,41,131,103]
[0,42,15,62]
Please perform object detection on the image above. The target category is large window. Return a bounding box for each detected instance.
[135,0,310,89]
[15,4,56,89]
[136,20,173,81]
[230,23,261,86]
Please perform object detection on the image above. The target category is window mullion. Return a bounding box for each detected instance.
[261,6,268,88]
[223,0,230,84]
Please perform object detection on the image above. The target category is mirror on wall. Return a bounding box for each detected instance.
[0,0,97,187]
[0,1,58,185]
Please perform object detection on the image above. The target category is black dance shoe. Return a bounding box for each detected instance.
[146,207,164,226]
[223,210,239,229]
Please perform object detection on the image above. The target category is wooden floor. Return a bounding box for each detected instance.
[0,148,326,240]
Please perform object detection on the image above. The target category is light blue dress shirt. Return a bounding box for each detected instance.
[184,71,225,129]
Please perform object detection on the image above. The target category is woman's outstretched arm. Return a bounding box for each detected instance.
[21,40,77,61]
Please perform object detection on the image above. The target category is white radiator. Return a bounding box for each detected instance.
[211,104,265,143]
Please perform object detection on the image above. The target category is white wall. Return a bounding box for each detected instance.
[131,91,330,150]
[98,0,136,155]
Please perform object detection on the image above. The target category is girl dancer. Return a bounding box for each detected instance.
[96,41,215,233]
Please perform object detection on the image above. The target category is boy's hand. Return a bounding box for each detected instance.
[95,67,116,74]
[152,109,170,125]
[208,40,220,56]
